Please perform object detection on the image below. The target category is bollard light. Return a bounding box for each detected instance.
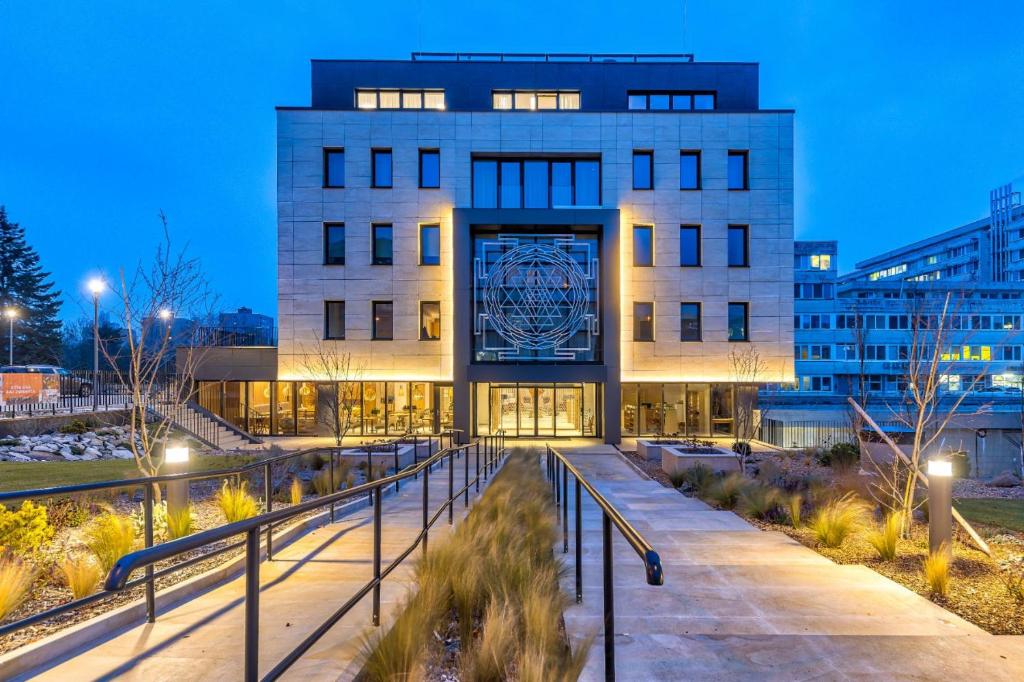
[165,444,191,516]
[927,457,953,561]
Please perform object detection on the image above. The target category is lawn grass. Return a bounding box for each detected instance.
[954,498,1024,533]
[0,454,261,493]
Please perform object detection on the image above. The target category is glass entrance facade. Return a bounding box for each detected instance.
[621,382,753,437]
[473,382,599,437]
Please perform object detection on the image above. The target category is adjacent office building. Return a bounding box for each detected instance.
[196,53,796,442]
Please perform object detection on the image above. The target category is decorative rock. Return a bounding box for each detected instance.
[988,471,1023,488]
[111,448,135,460]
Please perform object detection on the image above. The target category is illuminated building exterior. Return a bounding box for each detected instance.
[197,53,796,442]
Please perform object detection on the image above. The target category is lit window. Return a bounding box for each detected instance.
[423,91,445,109]
[372,302,393,340]
[420,302,440,340]
[514,92,536,110]
[356,90,377,109]
[634,302,654,342]
[494,90,580,111]
[810,254,831,270]
[536,92,558,110]
[493,92,513,110]
[558,92,580,109]
[402,91,422,109]
[378,90,400,109]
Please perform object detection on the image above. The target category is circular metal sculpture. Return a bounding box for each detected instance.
[483,243,589,350]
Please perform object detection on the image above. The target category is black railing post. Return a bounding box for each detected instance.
[448,449,454,525]
[483,437,489,482]
[475,440,480,492]
[329,449,336,523]
[562,462,569,553]
[143,484,155,623]
[264,462,273,560]
[372,483,382,626]
[464,444,469,507]
[367,449,373,507]
[393,441,400,493]
[575,477,583,604]
[422,461,430,554]
[413,435,419,480]
[602,512,615,682]
[244,527,260,682]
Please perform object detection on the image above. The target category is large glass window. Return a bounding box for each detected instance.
[728,150,748,190]
[372,149,392,188]
[627,91,716,111]
[419,149,440,188]
[372,224,393,265]
[356,88,444,110]
[728,302,749,341]
[325,301,345,340]
[679,151,700,190]
[324,223,345,265]
[680,225,701,266]
[633,225,653,267]
[420,301,440,340]
[634,302,654,341]
[680,303,701,341]
[323,148,344,188]
[472,157,600,208]
[492,90,581,110]
[420,224,440,265]
[363,382,385,434]
[372,301,393,340]
[633,150,653,190]
[728,225,749,266]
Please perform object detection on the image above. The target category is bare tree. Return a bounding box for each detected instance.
[101,216,213,494]
[729,345,772,472]
[845,301,872,447]
[295,337,363,446]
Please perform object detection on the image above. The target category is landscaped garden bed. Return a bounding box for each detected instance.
[0,449,392,656]
[359,449,587,681]
[622,442,1024,634]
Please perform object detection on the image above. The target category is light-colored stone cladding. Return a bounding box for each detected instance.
[277,109,794,384]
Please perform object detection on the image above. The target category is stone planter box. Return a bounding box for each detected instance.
[636,439,686,462]
[661,445,741,477]
[340,440,437,470]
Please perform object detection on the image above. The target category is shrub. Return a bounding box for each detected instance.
[0,557,35,621]
[704,473,748,510]
[0,500,55,556]
[997,556,1024,604]
[45,496,91,531]
[738,484,781,519]
[923,547,950,597]
[311,458,352,496]
[60,554,103,599]
[823,442,860,471]
[59,419,90,435]
[290,478,304,505]
[681,463,715,495]
[131,501,169,543]
[166,506,195,540]
[215,480,260,523]
[787,493,803,528]
[732,441,752,458]
[809,493,867,548]
[85,512,136,573]
[866,513,901,561]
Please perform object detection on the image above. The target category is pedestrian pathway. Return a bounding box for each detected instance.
[22,450,495,681]
[555,445,1024,681]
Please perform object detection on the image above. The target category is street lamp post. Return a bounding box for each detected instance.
[3,308,17,365]
[87,279,105,411]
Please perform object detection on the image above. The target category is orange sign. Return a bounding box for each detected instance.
[0,374,60,405]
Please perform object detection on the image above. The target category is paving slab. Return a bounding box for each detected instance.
[554,446,1024,681]
[15,452,496,681]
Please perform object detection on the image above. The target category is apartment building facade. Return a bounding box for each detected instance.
[197,53,795,442]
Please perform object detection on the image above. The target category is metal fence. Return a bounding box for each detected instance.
[758,418,859,449]
[0,370,138,419]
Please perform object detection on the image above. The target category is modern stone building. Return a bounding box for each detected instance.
[196,53,795,442]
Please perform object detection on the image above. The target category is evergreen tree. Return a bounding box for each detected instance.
[0,206,62,364]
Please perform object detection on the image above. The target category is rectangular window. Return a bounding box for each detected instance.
[420,302,440,340]
[472,160,498,208]
[558,92,581,109]
[627,94,647,110]
[419,149,440,188]
[500,160,521,207]
[324,301,345,340]
[378,90,400,109]
[355,88,444,109]
[727,151,749,190]
[634,302,654,342]
[633,150,653,190]
[514,92,535,110]
[627,91,716,111]
[323,148,345,188]
[493,90,580,110]
[693,94,715,110]
[372,149,392,188]
[423,91,445,110]
[575,160,600,206]
[372,302,393,340]
[680,303,701,341]
[680,225,701,266]
[679,151,700,190]
[633,226,653,267]
[356,91,377,109]
[728,226,749,267]
[324,223,345,265]
[523,160,548,208]
[728,302,749,341]
[649,94,670,110]
[372,224,393,265]
[420,224,440,265]
[402,91,422,109]
[493,92,512,110]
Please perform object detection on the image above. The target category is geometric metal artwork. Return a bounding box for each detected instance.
[474,235,599,361]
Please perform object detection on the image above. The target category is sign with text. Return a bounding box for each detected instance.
[0,373,60,405]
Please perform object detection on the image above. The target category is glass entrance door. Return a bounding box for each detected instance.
[480,382,598,437]
[536,386,555,436]
[518,386,535,434]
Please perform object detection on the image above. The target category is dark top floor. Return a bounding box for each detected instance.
[304,53,771,113]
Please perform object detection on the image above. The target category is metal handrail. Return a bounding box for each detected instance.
[545,444,664,682]
[0,430,462,641]
[104,430,506,681]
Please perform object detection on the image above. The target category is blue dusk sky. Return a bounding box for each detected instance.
[1,1,1022,324]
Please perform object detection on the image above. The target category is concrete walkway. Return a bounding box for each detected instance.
[556,445,1024,681]
[23,451,494,681]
